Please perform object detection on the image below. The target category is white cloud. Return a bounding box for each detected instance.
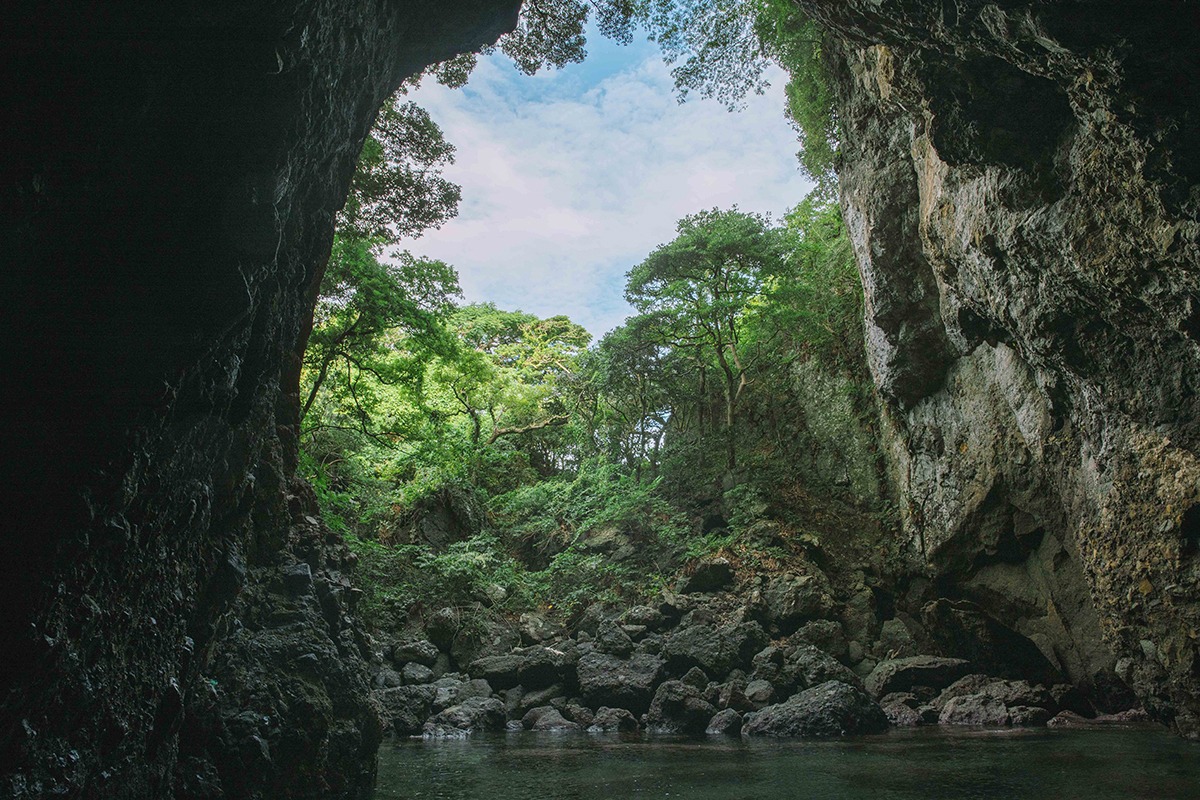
[400,48,814,338]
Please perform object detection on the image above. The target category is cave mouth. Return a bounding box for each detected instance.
[7,0,1200,796]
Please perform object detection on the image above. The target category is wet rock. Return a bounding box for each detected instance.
[882,701,922,727]
[558,700,594,727]
[935,675,1056,713]
[743,681,888,738]
[939,694,1011,727]
[577,652,664,715]
[1008,706,1053,727]
[1047,708,1153,728]
[534,709,581,732]
[423,697,506,737]
[706,708,744,735]
[376,684,436,736]
[864,656,972,699]
[588,707,639,733]
[524,707,580,732]
[646,680,719,734]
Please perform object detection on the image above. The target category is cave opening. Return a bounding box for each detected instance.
[5,1,1200,797]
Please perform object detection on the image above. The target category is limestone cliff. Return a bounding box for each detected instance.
[0,2,519,797]
[798,0,1200,736]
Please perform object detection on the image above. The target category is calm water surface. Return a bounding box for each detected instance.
[376,727,1200,799]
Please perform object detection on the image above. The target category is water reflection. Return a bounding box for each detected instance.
[375,727,1200,799]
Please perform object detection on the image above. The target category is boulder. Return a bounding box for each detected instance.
[524,707,581,732]
[588,707,639,733]
[373,668,403,689]
[595,619,635,656]
[401,662,435,685]
[577,652,665,715]
[558,700,594,727]
[882,700,922,727]
[534,709,581,732]
[763,572,834,631]
[743,679,775,709]
[623,605,667,631]
[426,607,460,652]
[752,644,861,697]
[515,684,566,716]
[423,697,506,737]
[392,639,439,667]
[934,675,1056,713]
[706,708,744,735]
[933,675,1057,727]
[716,681,756,712]
[873,618,920,659]
[793,620,849,662]
[681,667,709,690]
[742,680,888,738]
[938,694,1011,726]
[469,645,576,690]
[1009,706,1053,726]
[646,680,718,734]
[864,656,972,699]
[376,685,436,736]
[663,620,767,679]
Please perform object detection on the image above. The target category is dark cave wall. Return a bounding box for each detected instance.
[797,0,1200,735]
[0,2,519,797]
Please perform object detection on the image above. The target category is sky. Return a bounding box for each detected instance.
[399,25,815,339]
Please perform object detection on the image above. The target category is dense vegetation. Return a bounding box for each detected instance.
[299,0,870,632]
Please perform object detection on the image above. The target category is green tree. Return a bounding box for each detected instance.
[625,207,784,471]
[418,304,592,478]
[302,248,459,431]
[301,91,464,434]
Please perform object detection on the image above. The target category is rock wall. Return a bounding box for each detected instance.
[797,0,1200,736]
[0,2,519,796]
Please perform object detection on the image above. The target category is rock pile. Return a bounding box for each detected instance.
[370,561,1138,738]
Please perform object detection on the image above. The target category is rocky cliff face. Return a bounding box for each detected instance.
[798,0,1200,736]
[0,2,518,796]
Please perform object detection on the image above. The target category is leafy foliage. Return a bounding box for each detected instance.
[297,2,865,633]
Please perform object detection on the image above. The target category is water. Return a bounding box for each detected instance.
[376,727,1200,799]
